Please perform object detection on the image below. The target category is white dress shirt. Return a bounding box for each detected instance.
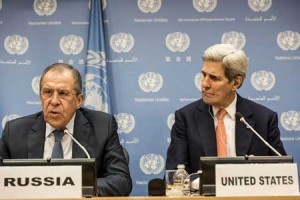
[43,113,76,159]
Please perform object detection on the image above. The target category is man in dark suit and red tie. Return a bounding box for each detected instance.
[0,63,132,196]
[166,43,287,177]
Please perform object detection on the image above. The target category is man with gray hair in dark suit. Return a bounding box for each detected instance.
[166,43,286,180]
[0,63,132,196]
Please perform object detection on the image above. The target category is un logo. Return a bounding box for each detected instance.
[193,0,217,12]
[110,33,134,53]
[33,0,57,16]
[167,113,175,130]
[251,70,275,91]
[32,76,41,96]
[84,74,109,112]
[277,31,300,51]
[166,32,190,52]
[248,0,272,12]
[138,72,163,93]
[280,110,300,131]
[137,0,162,13]
[115,113,135,134]
[59,35,84,55]
[4,35,29,55]
[86,50,106,68]
[140,153,164,175]
[2,114,21,129]
[221,31,246,50]
[194,72,202,91]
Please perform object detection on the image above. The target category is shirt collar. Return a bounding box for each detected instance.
[45,113,76,138]
[212,94,237,120]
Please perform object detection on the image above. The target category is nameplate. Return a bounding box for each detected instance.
[215,163,299,196]
[0,166,82,199]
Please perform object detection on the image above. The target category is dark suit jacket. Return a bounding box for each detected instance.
[0,107,132,196]
[166,94,287,174]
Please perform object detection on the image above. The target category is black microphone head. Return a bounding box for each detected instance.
[59,127,68,132]
[235,112,243,120]
[60,127,68,135]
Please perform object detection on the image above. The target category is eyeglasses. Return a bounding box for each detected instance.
[40,89,78,100]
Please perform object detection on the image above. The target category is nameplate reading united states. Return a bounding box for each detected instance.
[215,163,299,196]
[0,166,82,199]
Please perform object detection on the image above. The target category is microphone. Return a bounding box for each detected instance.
[63,128,91,159]
[235,112,282,156]
[185,170,202,191]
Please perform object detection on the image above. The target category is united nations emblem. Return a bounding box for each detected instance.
[32,76,41,95]
[2,114,21,129]
[140,153,164,175]
[251,70,275,91]
[110,33,134,53]
[33,0,57,16]
[277,31,300,51]
[4,35,29,55]
[86,50,106,68]
[167,113,175,130]
[59,35,84,55]
[115,113,135,134]
[84,74,109,112]
[166,32,190,53]
[138,72,163,93]
[280,110,300,131]
[137,0,162,13]
[221,31,246,50]
[248,0,272,12]
[194,72,202,91]
[193,0,217,12]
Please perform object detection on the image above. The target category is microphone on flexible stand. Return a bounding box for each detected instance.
[185,170,203,192]
[63,128,91,159]
[235,112,282,156]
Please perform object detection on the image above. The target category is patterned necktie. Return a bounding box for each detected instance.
[51,130,64,158]
[216,109,227,157]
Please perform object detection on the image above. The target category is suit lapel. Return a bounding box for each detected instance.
[28,114,46,158]
[72,110,90,158]
[194,102,217,156]
[235,95,255,156]
[193,96,256,156]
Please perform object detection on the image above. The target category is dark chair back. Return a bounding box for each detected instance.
[122,146,129,164]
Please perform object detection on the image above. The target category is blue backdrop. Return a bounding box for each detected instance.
[0,0,300,196]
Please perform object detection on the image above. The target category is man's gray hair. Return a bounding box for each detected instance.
[202,43,248,86]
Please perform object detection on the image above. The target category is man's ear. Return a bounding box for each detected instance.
[76,93,84,109]
[232,75,243,90]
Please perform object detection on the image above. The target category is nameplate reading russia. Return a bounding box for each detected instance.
[0,165,82,199]
[215,163,299,196]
